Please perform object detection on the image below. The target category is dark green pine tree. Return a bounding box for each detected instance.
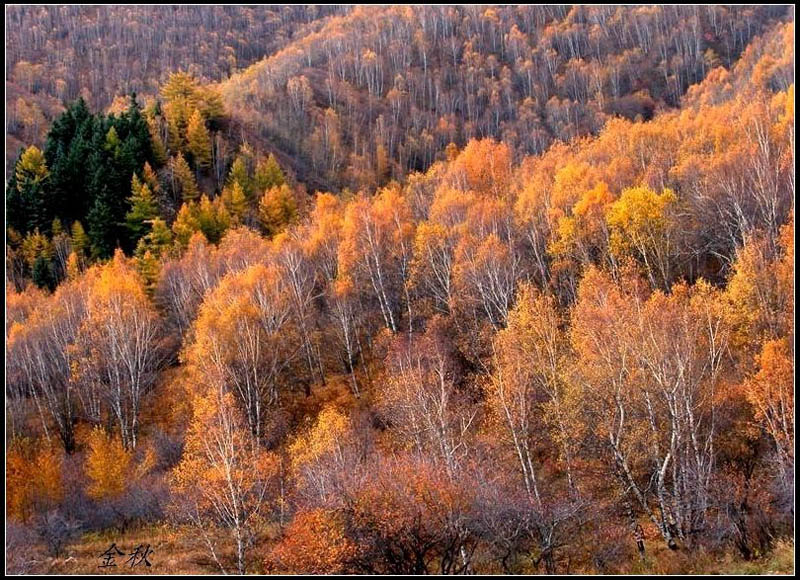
[32,254,56,291]
[85,95,156,257]
[44,97,95,224]
[86,190,117,260]
[86,124,125,259]
[116,94,154,169]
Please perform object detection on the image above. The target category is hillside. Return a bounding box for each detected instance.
[5,5,348,172]
[219,5,791,191]
[4,6,796,577]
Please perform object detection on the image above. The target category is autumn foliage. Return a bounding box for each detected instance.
[4,6,795,576]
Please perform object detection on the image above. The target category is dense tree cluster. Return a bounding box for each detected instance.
[6,71,297,289]
[7,97,156,259]
[4,9,795,576]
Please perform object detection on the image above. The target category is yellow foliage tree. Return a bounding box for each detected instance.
[221,180,248,225]
[744,337,794,477]
[84,427,133,501]
[606,185,677,289]
[259,184,298,237]
[162,71,201,151]
[448,138,511,197]
[489,282,581,498]
[170,152,200,202]
[184,263,296,438]
[172,391,278,575]
[290,405,352,474]
[7,438,63,522]
[186,108,212,169]
[76,251,162,450]
[15,144,49,188]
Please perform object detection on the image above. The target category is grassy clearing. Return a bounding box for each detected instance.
[20,524,218,575]
[623,539,795,575]
[24,526,795,575]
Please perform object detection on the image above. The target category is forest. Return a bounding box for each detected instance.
[4,4,796,575]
